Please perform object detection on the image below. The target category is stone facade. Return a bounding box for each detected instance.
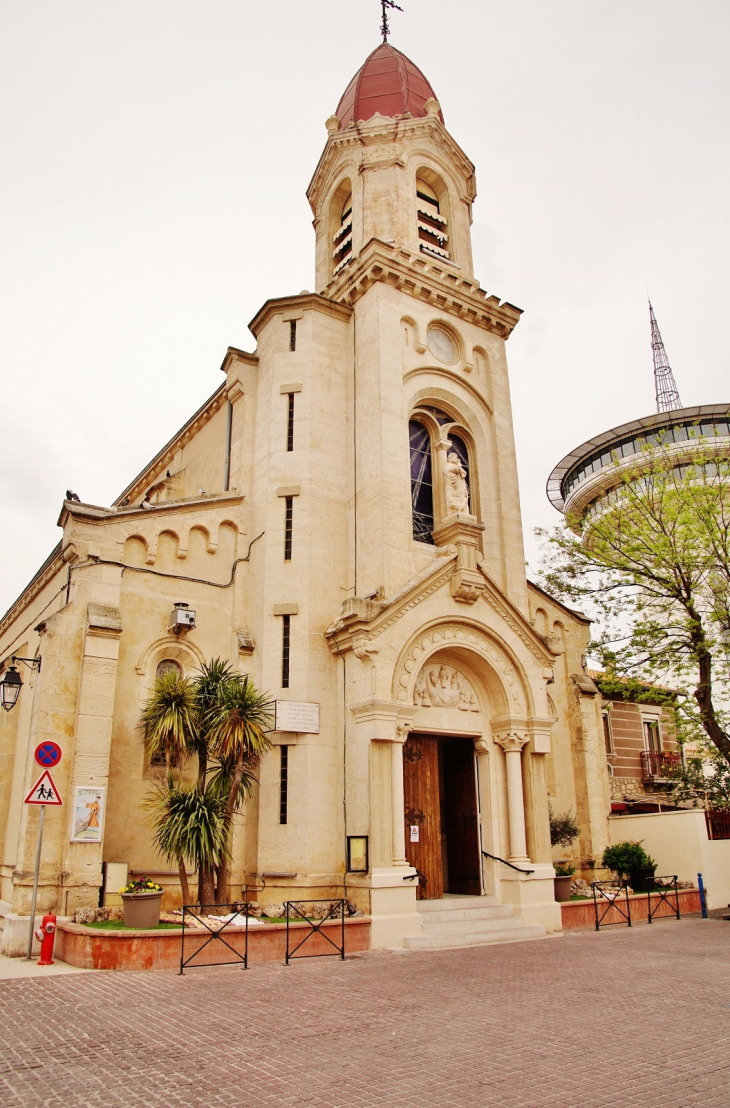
[0,44,613,954]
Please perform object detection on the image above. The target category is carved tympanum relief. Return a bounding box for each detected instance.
[413,664,479,712]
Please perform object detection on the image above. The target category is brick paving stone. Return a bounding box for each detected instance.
[0,919,728,1106]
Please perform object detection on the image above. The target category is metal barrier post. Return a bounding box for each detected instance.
[179,901,251,975]
[698,873,708,918]
[647,876,680,923]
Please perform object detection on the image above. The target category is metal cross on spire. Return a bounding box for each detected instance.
[649,301,682,413]
[380,0,403,43]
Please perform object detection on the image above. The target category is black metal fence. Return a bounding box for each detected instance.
[591,881,632,931]
[179,901,251,975]
[285,899,346,965]
[647,876,681,923]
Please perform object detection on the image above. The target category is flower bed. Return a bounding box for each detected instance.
[56,916,371,971]
[561,888,701,929]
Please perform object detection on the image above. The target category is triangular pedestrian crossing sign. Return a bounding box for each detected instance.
[24,770,62,806]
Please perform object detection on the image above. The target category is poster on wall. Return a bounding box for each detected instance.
[70,786,106,843]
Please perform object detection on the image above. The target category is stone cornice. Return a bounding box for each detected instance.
[58,491,245,531]
[307,113,476,213]
[220,346,258,375]
[326,555,456,654]
[325,241,522,339]
[248,292,352,338]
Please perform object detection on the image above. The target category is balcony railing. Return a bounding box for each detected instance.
[640,750,681,781]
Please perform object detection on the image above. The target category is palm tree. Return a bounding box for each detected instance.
[140,660,273,908]
[140,670,199,899]
[139,669,198,769]
[146,778,229,907]
[205,676,273,904]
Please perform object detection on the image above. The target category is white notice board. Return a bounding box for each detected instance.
[274,700,320,734]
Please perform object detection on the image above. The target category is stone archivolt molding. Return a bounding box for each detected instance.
[308,113,476,214]
[413,663,479,712]
[135,636,206,677]
[394,621,529,717]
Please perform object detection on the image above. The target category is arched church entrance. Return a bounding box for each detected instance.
[404,659,485,900]
[403,731,481,900]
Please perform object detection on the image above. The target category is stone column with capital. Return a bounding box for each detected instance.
[495,731,530,863]
[391,724,411,866]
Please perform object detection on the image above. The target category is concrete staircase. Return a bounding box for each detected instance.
[403,895,547,951]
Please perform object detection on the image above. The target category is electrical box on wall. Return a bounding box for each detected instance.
[168,603,196,633]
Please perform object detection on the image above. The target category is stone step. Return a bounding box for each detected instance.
[417,896,497,913]
[419,915,524,937]
[415,904,516,925]
[403,923,547,951]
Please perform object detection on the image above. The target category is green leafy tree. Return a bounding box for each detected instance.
[668,741,730,811]
[537,440,730,764]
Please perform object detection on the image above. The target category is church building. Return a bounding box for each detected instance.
[0,42,612,954]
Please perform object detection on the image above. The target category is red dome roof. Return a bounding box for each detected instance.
[336,44,443,130]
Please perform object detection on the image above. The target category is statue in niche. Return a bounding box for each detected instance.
[445,451,470,514]
[413,665,479,711]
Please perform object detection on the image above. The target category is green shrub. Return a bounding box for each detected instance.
[554,864,575,877]
[602,841,655,876]
[549,808,580,848]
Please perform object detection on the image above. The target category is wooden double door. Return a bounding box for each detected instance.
[403,734,481,900]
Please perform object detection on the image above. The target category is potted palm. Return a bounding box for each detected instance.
[602,841,656,892]
[550,808,580,902]
[120,876,164,928]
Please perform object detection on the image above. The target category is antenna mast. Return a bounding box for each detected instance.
[380,0,403,43]
[649,301,682,413]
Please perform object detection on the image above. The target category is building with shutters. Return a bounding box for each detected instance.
[0,42,615,955]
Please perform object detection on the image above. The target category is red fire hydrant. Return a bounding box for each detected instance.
[35,913,56,966]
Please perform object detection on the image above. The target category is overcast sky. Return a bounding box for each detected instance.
[1,0,728,616]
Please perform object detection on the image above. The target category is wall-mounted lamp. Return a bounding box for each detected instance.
[0,656,41,712]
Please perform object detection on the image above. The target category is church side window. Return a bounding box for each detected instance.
[150,659,182,767]
[332,192,353,274]
[410,419,435,544]
[416,178,449,261]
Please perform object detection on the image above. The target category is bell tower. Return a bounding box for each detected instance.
[308,44,477,294]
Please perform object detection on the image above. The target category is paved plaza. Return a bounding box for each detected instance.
[1,918,728,1107]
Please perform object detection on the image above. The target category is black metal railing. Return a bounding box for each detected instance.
[647,876,681,923]
[179,901,251,975]
[482,850,534,875]
[640,750,681,780]
[706,808,730,840]
[591,881,632,931]
[285,900,346,965]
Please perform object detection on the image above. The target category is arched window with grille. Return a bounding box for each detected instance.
[409,407,476,543]
[410,419,435,543]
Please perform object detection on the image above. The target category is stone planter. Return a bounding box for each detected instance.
[121,891,163,929]
[553,875,574,902]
